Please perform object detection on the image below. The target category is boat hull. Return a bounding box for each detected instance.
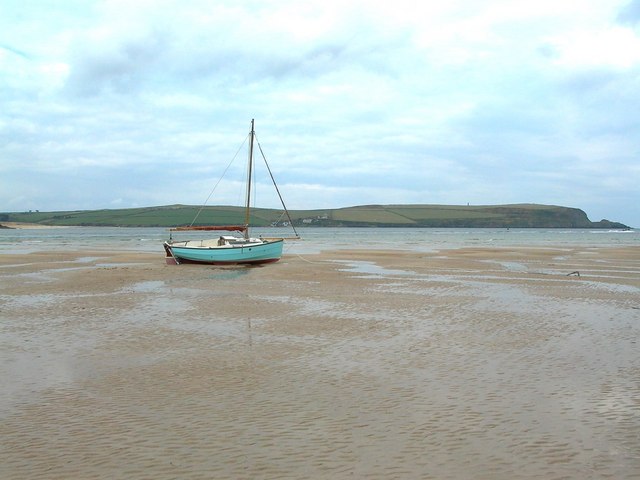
[164,239,284,265]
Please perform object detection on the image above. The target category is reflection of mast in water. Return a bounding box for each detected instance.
[246,317,253,349]
[245,316,256,375]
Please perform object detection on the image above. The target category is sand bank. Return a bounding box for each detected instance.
[0,222,68,229]
[1,245,639,479]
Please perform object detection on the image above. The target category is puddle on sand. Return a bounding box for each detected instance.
[1,293,65,308]
[121,280,166,293]
[333,260,417,278]
[1,350,81,401]
[483,260,529,272]
[95,262,152,268]
[207,268,252,280]
[72,256,104,263]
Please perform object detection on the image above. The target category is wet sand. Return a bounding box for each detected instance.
[1,245,639,479]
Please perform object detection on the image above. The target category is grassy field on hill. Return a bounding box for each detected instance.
[0,204,629,229]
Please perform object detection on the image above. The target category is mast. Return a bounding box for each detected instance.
[244,119,255,239]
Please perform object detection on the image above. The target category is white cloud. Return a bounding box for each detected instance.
[0,0,638,226]
[549,27,640,69]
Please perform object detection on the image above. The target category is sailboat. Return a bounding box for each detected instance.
[163,119,297,265]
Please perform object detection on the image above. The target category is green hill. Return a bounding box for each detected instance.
[0,204,630,229]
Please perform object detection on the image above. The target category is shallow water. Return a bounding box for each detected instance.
[0,226,638,255]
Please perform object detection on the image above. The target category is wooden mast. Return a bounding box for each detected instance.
[244,119,255,239]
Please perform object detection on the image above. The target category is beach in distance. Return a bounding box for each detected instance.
[1,227,639,479]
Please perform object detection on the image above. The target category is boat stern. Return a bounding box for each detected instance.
[163,242,179,265]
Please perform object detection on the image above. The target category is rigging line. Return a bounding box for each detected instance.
[293,252,325,264]
[254,135,300,237]
[189,133,250,227]
[274,210,287,224]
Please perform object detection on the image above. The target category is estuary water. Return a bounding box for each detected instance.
[0,226,638,255]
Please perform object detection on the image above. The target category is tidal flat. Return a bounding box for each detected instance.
[1,245,639,479]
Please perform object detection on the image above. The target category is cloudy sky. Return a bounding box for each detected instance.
[1,0,639,226]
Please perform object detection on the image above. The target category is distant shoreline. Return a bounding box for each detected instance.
[0,222,69,230]
[0,204,631,229]
[0,221,634,231]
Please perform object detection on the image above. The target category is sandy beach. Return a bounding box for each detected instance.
[0,223,66,229]
[1,245,639,479]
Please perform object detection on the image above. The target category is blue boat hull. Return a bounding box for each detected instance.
[164,239,284,265]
